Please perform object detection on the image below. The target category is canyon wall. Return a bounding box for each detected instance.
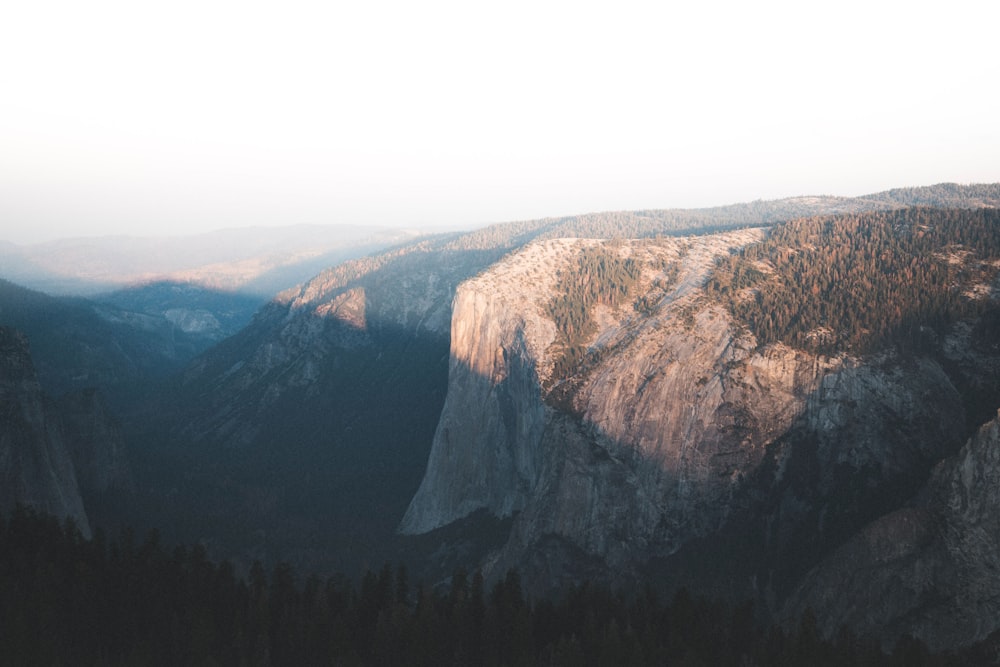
[402,233,980,606]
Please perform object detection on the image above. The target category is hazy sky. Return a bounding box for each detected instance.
[2,1,998,244]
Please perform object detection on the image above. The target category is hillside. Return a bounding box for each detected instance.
[0,224,414,296]
[122,185,991,578]
[708,207,1000,355]
[0,327,131,537]
[9,182,1000,653]
[0,277,281,407]
[403,203,1000,649]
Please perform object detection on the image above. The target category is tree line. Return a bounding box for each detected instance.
[707,207,1000,355]
[2,505,987,666]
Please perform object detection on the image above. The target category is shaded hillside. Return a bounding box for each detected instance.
[0,328,132,537]
[783,411,1000,653]
[0,279,246,410]
[123,236,500,577]
[111,184,1000,582]
[0,327,88,534]
[8,505,988,666]
[95,281,264,342]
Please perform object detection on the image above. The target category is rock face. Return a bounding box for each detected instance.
[57,388,133,495]
[138,237,528,575]
[142,184,999,575]
[399,242,561,533]
[401,230,993,610]
[784,411,1000,652]
[174,240,503,450]
[0,327,90,535]
[0,327,132,536]
[404,233,796,549]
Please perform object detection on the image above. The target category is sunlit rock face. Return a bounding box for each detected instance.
[399,274,554,534]
[401,231,976,600]
[401,233,779,542]
[403,232,794,548]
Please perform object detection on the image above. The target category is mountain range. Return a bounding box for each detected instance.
[0,224,417,296]
[3,182,1000,653]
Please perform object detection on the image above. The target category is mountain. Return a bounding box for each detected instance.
[783,410,1000,653]
[129,235,514,574]
[0,278,246,409]
[0,327,131,537]
[12,182,1000,651]
[401,204,1000,649]
[0,224,416,296]
[121,184,998,573]
[94,281,264,343]
[132,192,885,573]
[0,327,88,533]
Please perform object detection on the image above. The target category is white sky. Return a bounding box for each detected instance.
[2,1,998,244]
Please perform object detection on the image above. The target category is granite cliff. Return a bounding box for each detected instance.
[0,328,132,537]
[99,185,1000,642]
[401,209,1000,645]
[0,327,88,533]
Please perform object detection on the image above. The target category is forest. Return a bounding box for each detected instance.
[544,245,642,381]
[447,183,1000,250]
[2,505,986,666]
[707,207,1000,355]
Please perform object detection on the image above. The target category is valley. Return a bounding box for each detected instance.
[3,183,1000,657]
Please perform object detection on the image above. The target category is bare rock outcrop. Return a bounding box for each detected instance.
[400,241,561,533]
[0,327,90,535]
[401,232,973,598]
[784,411,1000,652]
[404,232,791,549]
[0,327,133,534]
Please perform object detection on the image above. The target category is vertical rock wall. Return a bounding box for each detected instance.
[0,327,91,536]
[399,286,552,533]
[401,232,975,601]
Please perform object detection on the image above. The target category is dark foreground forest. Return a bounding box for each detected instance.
[1,507,990,666]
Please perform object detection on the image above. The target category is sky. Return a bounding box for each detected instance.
[2,1,998,244]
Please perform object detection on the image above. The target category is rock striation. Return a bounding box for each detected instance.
[399,241,564,533]
[401,230,992,612]
[402,231,795,550]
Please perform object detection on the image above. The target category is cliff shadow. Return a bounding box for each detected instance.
[102,241,528,581]
[402,321,1000,609]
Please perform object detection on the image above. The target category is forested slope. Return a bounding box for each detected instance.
[708,207,1000,354]
[2,506,985,666]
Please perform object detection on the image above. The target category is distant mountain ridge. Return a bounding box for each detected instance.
[0,278,250,409]
[0,224,417,296]
[5,182,1000,652]
[397,193,1000,650]
[127,183,1000,576]
[6,183,997,297]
